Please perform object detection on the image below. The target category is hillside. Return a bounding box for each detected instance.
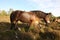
[0,15,60,40]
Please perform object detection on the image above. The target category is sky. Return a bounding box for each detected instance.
[0,0,60,16]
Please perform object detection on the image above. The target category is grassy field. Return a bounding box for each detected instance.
[0,15,60,40]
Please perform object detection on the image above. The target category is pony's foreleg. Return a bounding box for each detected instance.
[30,21,38,29]
[29,21,40,32]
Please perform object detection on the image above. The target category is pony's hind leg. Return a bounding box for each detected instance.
[10,20,18,30]
[10,22,15,30]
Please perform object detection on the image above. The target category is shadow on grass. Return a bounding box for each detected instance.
[0,22,33,40]
[0,22,10,32]
[0,22,29,32]
[0,22,60,40]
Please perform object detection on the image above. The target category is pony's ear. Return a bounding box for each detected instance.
[49,12,52,15]
[47,12,52,15]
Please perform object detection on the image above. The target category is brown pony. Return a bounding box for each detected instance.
[30,10,51,25]
[10,10,41,30]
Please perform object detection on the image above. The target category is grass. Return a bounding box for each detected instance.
[0,15,60,40]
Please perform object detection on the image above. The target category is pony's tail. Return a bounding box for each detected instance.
[10,11,15,30]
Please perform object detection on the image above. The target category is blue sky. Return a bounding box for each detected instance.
[0,0,60,16]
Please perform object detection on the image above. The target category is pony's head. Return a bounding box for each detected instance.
[45,12,52,23]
